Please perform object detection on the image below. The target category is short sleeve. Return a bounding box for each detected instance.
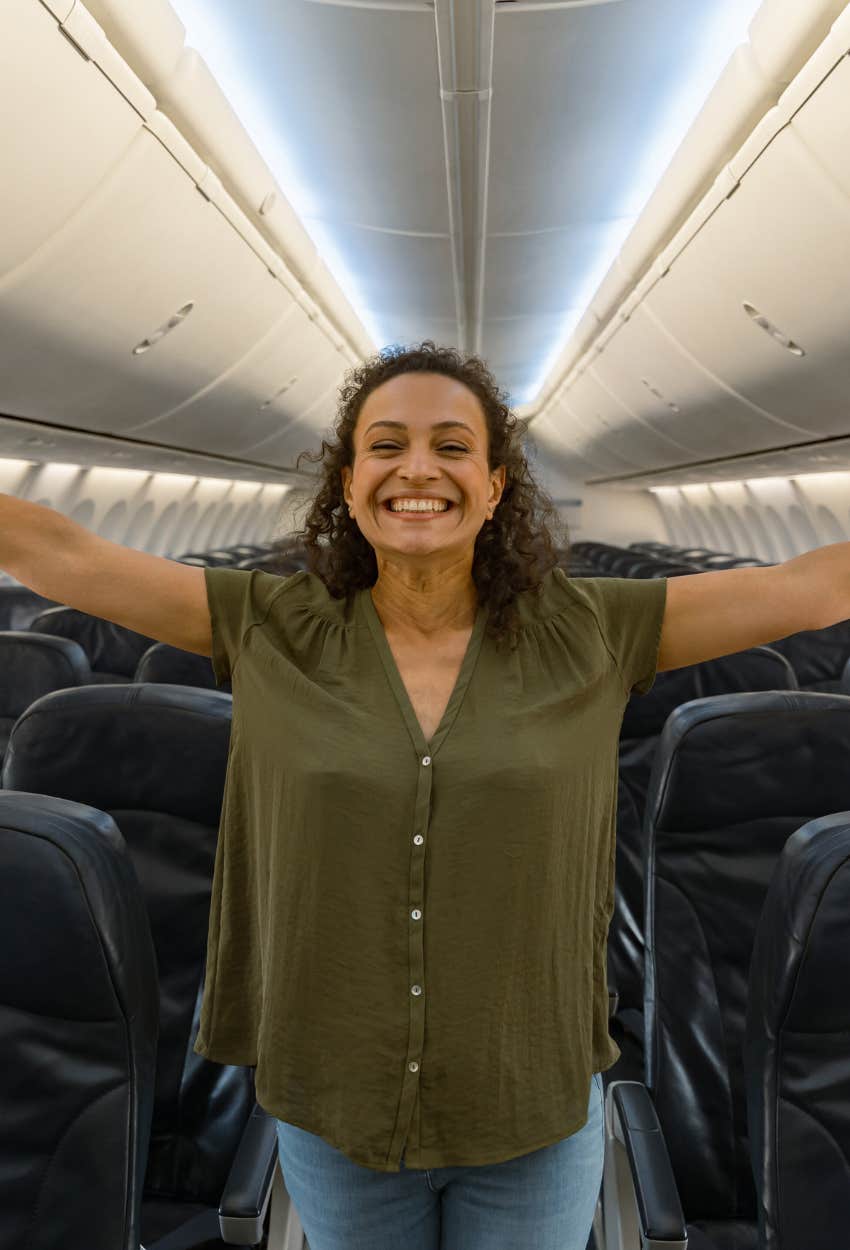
[203,567,287,686]
[567,575,668,697]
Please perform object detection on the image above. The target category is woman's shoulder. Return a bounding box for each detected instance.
[205,565,358,635]
[251,568,357,628]
[512,566,608,630]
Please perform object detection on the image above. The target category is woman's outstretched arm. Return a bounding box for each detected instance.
[657,543,850,672]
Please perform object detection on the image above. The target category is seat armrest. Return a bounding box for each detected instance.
[602,1080,687,1250]
[218,1102,280,1246]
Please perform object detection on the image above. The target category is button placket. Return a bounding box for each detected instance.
[405,744,433,1125]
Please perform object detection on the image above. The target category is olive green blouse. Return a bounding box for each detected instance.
[193,565,668,1172]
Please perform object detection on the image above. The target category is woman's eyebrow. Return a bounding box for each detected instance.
[364,420,476,435]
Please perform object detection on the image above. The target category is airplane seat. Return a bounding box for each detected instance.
[206,550,247,566]
[0,790,158,1250]
[0,631,93,768]
[2,684,278,1250]
[606,648,798,1090]
[767,617,850,691]
[601,690,850,1250]
[744,810,850,1250]
[175,553,234,567]
[135,642,231,694]
[841,656,850,694]
[28,607,156,685]
[0,585,61,630]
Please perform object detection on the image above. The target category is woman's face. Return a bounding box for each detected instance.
[341,372,506,571]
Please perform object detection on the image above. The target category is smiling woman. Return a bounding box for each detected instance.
[292,339,567,650]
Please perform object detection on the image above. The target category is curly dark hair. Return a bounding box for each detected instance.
[286,341,568,651]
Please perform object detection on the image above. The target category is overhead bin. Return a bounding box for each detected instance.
[133,298,343,458]
[550,4,850,477]
[748,0,849,83]
[75,0,187,99]
[0,0,150,280]
[641,92,850,437]
[0,124,295,437]
[589,298,813,458]
[0,2,363,461]
[532,0,850,425]
[562,371,695,472]
[147,44,373,359]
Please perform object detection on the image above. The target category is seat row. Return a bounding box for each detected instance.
[3,534,850,1247]
[599,688,850,1250]
[578,536,850,1247]
[4,680,849,1249]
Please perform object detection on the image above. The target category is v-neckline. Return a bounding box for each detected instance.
[359,587,488,759]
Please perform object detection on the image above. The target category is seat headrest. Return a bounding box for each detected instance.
[647,691,850,831]
[28,608,155,677]
[3,684,232,824]
[0,631,92,716]
[621,646,797,740]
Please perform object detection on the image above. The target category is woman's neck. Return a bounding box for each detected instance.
[370,565,478,639]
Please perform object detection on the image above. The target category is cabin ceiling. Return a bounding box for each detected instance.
[1,0,849,496]
[168,0,760,406]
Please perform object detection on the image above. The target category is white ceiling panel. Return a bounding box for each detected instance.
[479,314,573,397]
[325,226,455,322]
[483,227,628,318]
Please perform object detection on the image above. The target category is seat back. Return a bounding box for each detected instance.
[745,811,850,1250]
[135,642,227,693]
[0,633,92,764]
[28,607,155,681]
[768,618,850,689]
[3,683,253,1208]
[611,648,797,1031]
[643,691,850,1225]
[0,585,60,629]
[0,791,158,1250]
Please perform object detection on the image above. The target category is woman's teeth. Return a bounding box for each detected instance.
[388,499,450,512]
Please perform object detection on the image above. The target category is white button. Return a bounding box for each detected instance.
[411,909,422,920]
[411,984,422,996]
[414,834,424,845]
[408,1061,419,1073]
[422,756,431,766]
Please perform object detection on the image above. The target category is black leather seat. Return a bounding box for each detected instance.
[0,585,60,630]
[745,810,850,1250]
[767,618,850,692]
[0,631,92,767]
[28,607,156,685]
[135,643,229,694]
[3,684,278,1248]
[0,790,158,1250]
[601,691,850,1250]
[608,649,797,1085]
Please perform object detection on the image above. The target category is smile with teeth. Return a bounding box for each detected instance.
[386,498,452,513]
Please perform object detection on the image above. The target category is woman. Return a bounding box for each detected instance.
[2,341,845,1250]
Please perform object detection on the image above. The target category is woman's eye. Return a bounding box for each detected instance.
[372,443,468,452]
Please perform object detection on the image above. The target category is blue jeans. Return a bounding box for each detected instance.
[275,1071,604,1250]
